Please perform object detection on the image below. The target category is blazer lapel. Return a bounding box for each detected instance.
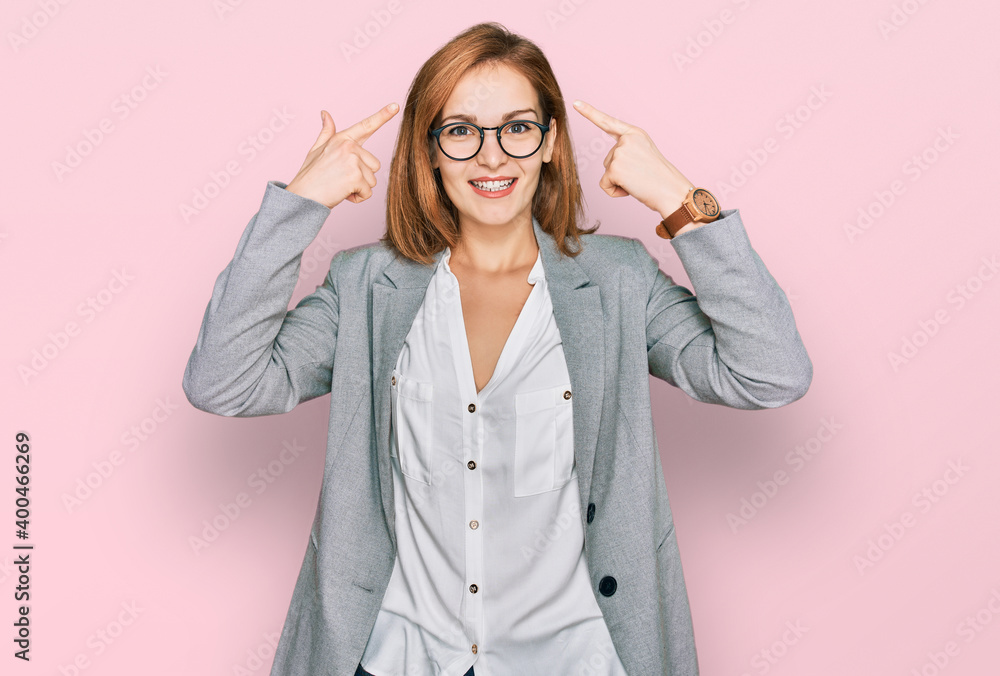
[531,217,606,512]
[371,215,606,550]
[372,252,439,550]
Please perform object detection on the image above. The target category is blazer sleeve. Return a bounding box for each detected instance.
[633,208,813,409]
[182,180,341,417]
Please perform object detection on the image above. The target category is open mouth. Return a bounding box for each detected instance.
[469,177,516,197]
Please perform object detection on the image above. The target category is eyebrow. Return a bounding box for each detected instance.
[441,108,538,124]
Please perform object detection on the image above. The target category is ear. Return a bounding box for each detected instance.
[542,115,557,163]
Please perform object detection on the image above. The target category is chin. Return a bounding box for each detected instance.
[464,205,530,227]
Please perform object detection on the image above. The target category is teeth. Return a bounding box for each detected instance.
[471,179,513,191]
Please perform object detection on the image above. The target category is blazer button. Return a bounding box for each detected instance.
[598,576,617,597]
[587,503,595,523]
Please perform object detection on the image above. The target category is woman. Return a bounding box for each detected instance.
[182,22,812,676]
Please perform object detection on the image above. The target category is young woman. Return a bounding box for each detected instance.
[183,22,812,676]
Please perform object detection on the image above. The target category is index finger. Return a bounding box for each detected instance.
[572,100,631,139]
[342,102,400,144]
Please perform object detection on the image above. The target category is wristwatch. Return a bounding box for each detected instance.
[655,187,721,239]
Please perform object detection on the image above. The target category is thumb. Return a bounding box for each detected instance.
[310,110,337,151]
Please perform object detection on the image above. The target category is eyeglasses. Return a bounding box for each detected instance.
[428,119,550,161]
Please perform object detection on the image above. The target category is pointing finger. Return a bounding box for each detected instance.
[341,102,400,145]
[572,100,631,139]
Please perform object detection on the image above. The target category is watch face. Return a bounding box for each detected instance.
[692,189,720,218]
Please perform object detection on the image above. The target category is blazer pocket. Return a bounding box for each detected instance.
[390,368,435,485]
[513,383,575,497]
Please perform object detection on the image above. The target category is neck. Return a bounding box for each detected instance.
[450,213,538,275]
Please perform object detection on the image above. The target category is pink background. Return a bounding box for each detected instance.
[3,0,999,674]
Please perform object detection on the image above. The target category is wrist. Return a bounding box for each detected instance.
[654,184,696,221]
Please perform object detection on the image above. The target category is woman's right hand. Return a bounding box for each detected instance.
[285,103,399,209]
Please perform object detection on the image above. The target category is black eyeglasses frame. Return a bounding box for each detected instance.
[427,119,551,161]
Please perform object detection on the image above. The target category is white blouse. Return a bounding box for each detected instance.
[359,243,629,675]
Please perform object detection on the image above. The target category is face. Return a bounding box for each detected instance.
[430,63,557,235]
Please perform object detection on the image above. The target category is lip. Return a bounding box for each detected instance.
[468,176,516,198]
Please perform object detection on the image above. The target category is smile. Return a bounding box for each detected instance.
[469,178,516,197]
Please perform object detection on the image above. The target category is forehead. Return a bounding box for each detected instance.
[440,63,539,119]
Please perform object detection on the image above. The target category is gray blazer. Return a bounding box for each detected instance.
[182,180,812,676]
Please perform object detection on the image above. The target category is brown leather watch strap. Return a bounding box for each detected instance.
[656,202,694,239]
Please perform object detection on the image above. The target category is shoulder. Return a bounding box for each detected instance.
[324,230,658,290]
[327,239,399,286]
[570,230,657,284]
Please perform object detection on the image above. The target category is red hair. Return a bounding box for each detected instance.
[380,22,596,265]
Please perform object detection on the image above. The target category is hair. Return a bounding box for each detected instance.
[380,22,597,266]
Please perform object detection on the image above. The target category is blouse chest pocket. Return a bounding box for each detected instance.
[390,368,435,485]
[513,383,575,497]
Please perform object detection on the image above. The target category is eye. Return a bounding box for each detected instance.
[506,122,528,134]
[446,124,476,137]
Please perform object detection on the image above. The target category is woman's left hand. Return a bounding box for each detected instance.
[572,100,695,219]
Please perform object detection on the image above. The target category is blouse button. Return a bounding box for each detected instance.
[469,520,479,530]
[471,644,478,654]
[391,376,396,386]
[563,390,572,400]
[467,460,476,470]
[468,403,476,413]
[469,584,479,593]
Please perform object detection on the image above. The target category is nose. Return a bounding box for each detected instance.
[476,130,507,166]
